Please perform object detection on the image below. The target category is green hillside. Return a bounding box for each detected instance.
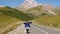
[0,6,34,21]
[35,15,60,28]
[0,12,20,28]
[0,11,21,34]
[0,6,34,34]
[0,6,34,27]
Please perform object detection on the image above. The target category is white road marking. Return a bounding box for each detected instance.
[32,23,60,31]
[31,25,49,34]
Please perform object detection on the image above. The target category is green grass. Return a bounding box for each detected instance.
[0,7,22,34]
[0,6,34,28]
[0,12,21,34]
[35,15,60,28]
[52,8,60,15]
[0,7,34,21]
[3,23,21,34]
[0,12,20,28]
[0,6,35,34]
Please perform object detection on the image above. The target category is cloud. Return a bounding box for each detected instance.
[0,6,4,7]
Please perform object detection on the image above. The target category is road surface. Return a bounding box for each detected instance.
[29,24,60,34]
[7,24,60,34]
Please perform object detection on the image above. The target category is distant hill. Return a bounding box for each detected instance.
[52,7,60,15]
[27,5,57,18]
[15,0,60,29]
[16,0,57,17]
[34,15,60,28]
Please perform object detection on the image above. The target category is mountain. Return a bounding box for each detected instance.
[27,5,57,17]
[16,0,57,16]
[16,0,39,10]
[16,0,53,11]
[15,0,60,29]
[52,7,60,15]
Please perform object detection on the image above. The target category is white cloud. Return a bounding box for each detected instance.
[0,6,4,7]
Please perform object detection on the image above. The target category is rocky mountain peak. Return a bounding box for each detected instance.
[16,0,39,10]
[16,0,57,15]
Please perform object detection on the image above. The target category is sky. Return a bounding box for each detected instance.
[0,0,60,8]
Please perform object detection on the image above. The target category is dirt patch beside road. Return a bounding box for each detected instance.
[7,24,25,34]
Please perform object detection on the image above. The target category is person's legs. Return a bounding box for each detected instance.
[26,27,30,33]
[26,29,29,33]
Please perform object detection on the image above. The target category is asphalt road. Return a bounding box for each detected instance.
[29,24,60,34]
[7,24,60,34]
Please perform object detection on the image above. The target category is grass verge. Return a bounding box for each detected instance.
[34,15,60,29]
[3,22,21,34]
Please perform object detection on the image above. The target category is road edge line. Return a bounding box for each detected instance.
[31,25,49,34]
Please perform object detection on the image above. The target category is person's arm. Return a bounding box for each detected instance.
[24,23,25,24]
[29,22,32,24]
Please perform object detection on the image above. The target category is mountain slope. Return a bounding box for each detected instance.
[0,6,34,34]
[52,7,60,15]
[0,6,34,21]
[34,15,60,28]
[27,5,55,18]
[0,12,20,28]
